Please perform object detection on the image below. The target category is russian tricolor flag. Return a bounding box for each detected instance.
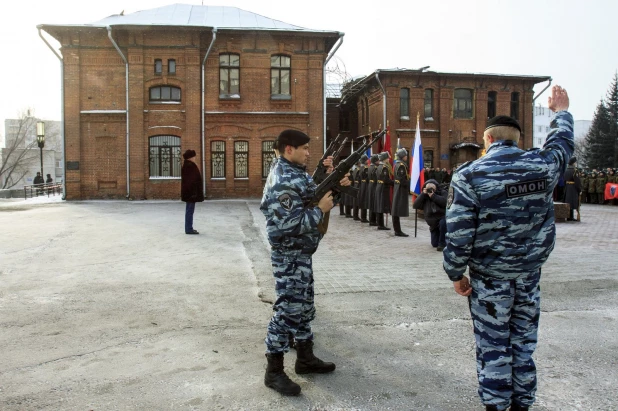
[410,117,424,195]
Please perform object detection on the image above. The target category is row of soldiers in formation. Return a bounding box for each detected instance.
[578,167,617,204]
[337,148,413,237]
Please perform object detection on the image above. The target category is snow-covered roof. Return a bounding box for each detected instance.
[39,4,339,34]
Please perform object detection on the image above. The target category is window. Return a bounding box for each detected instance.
[400,88,410,119]
[149,86,181,103]
[510,92,520,120]
[545,126,550,132]
[220,54,240,97]
[168,59,176,74]
[234,141,249,178]
[262,140,276,178]
[339,111,350,132]
[149,136,181,178]
[424,89,434,119]
[271,55,291,98]
[453,89,473,118]
[423,150,433,168]
[211,141,226,178]
[154,59,162,75]
[487,91,497,119]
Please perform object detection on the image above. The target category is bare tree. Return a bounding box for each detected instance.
[1,110,41,189]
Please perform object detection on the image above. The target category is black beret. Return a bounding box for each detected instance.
[485,115,522,133]
[277,129,311,148]
[568,157,577,165]
[183,149,196,160]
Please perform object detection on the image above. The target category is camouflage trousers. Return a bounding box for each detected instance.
[265,252,315,354]
[469,269,541,410]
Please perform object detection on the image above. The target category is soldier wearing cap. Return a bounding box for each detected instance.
[564,157,581,220]
[443,85,574,411]
[595,170,607,204]
[367,154,380,226]
[375,151,394,230]
[392,148,411,237]
[357,154,370,223]
[260,129,351,396]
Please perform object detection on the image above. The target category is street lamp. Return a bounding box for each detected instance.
[36,121,45,181]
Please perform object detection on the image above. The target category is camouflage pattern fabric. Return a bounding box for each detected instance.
[260,156,324,354]
[470,269,541,409]
[443,110,574,409]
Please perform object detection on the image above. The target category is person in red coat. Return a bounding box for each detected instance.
[181,149,204,234]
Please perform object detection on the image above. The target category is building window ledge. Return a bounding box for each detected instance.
[400,116,410,121]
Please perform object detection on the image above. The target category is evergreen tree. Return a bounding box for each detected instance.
[605,72,618,167]
[583,100,611,169]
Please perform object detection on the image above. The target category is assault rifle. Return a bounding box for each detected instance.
[311,130,385,206]
[312,134,348,185]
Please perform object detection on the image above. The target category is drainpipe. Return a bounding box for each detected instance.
[202,28,217,195]
[375,70,387,140]
[532,78,552,148]
[107,27,130,198]
[38,27,66,200]
[323,33,344,152]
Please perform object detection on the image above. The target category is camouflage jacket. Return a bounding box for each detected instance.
[443,111,574,281]
[260,156,324,255]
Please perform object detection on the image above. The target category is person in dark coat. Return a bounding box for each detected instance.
[366,154,380,226]
[358,154,370,223]
[564,157,581,221]
[181,149,204,234]
[375,152,393,230]
[392,148,410,237]
[413,179,447,250]
[351,158,362,221]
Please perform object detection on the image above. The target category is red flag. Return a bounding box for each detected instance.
[605,183,618,200]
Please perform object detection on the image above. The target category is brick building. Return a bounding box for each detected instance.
[340,68,551,170]
[39,4,342,199]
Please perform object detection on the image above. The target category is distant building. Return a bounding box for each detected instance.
[533,105,552,148]
[341,69,551,169]
[39,4,342,200]
[574,120,591,142]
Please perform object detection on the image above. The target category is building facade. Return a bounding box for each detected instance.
[341,69,551,170]
[40,5,342,199]
[532,104,552,148]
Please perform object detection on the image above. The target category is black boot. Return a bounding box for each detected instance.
[264,353,301,396]
[485,406,499,411]
[294,340,336,374]
[510,403,529,411]
[288,332,296,350]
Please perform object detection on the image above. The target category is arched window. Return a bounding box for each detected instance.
[271,55,291,98]
[149,86,181,103]
[487,91,497,119]
[424,89,434,119]
[262,141,276,178]
[149,135,181,178]
[234,141,249,178]
[453,89,473,119]
[211,141,226,178]
[220,53,240,98]
[400,88,410,119]
[510,92,520,120]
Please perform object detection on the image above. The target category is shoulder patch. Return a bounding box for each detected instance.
[278,193,293,211]
[447,186,454,209]
[505,179,548,198]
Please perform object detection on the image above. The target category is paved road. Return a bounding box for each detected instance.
[1,199,616,410]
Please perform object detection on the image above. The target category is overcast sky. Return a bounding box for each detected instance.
[1,0,617,137]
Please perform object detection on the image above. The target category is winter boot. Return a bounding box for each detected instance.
[264,353,301,396]
[294,340,336,374]
[510,403,529,411]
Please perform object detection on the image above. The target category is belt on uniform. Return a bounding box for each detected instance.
[361,179,367,182]
[566,182,575,184]
[377,181,384,184]
[369,180,375,183]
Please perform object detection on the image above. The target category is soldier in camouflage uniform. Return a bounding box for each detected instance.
[581,171,589,204]
[260,130,350,396]
[596,170,607,204]
[443,85,574,411]
[587,170,597,204]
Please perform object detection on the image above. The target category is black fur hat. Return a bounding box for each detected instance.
[183,149,196,160]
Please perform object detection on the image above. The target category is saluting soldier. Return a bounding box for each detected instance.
[375,151,393,230]
[358,154,370,223]
[392,148,410,237]
[367,154,380,226]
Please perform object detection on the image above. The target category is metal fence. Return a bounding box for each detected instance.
[23,183,62,200]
